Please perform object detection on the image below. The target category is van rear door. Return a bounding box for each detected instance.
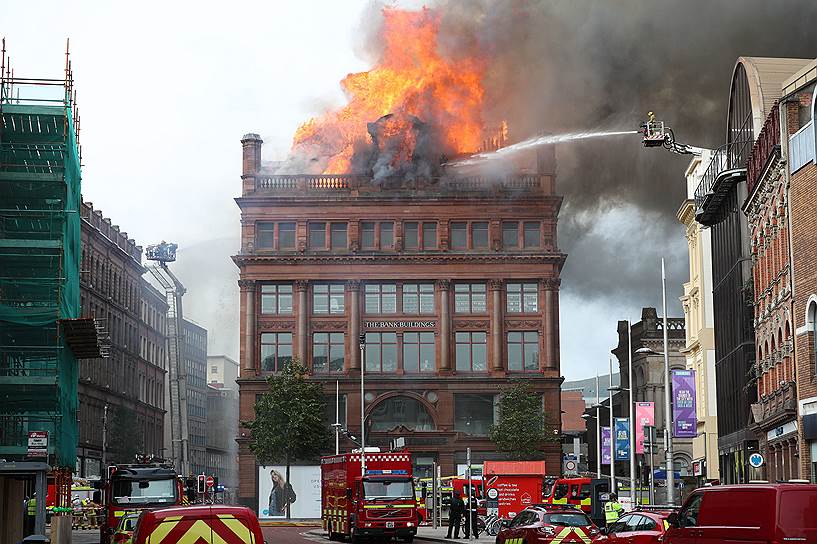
[777,488,817,543]
[696,488,773,543]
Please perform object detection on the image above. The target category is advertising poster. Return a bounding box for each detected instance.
[601,427,612,465]
[634,402,654,454]
[488,475,542,519]
[258,465,321,519]
[614,418,630,461]
[672,370,697,438]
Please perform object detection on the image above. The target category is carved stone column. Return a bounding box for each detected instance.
[295,280,309,363]
[348,280,361,370]
[542,278,561,371]
[238,279,257,373]
[489,279,504,371]
[438,280,451,371]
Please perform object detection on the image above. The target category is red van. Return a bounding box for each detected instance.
[133,505,264,544]
[664,483,817,543]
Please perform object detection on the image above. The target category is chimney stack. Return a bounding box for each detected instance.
[241,133,263,177]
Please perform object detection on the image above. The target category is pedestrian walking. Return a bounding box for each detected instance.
[604,492,624,527]
[447,491,464,539]
[463,494,480,538]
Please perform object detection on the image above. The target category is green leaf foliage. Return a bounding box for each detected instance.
[244,360,331,467]
[489,379,558,460]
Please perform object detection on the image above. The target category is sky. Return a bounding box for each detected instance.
[7,0,808,381]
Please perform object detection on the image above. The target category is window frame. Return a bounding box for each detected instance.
[502,221,519,249]
[523,221,542,248]
[360,221,395,251]
[364,331,398,373]
[506,282,539,313]
[330,222,348,250]
[312,283,345,315]
[454,283,488,314]
[507,331,540,372]
[364,283,398,315]
[402,283,435,315]
[308,221,327,250]
[455,331,488,372]
[260,284,293,315]
[312,332,345,374]
[260,332,293,372]
[403,331,436,373]
[403,221,437,251]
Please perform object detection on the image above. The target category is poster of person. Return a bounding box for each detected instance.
[258,465,321,519]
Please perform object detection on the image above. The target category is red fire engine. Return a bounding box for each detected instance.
[321,450,419,543]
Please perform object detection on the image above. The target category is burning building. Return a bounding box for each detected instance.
[232,7,566,513]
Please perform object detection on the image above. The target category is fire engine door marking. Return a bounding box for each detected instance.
[146,516,183,544]
[217,515,253,544]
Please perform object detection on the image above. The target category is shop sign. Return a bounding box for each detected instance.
[767,420,798,441]
[364,320,436,328]
[27,431,48,457]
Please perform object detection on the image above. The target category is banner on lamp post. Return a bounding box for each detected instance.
[635,402,655,454]
[614,418,630,461]
[601,427,612,465]
[672,369,697,438]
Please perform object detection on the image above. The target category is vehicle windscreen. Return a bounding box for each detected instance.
[112,478,176,505]
[363,479,415,500]
[779,490,817,529]
[544,513,591,527]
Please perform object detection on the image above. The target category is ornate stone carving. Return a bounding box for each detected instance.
[436,279,451,290]
[294,280,309,291]
[488,279,504,290]
[505,320,542,329]
[238,279,257,290]
[258,320,295,331]
[542,278,561,290]
[453,319,489,329]
[346,279,361,291]
[311,321,348,331]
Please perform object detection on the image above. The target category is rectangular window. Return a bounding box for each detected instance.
[364,283,397,314]
[508,331,540,371]
[278,222,296,250]
[309,222,326,249]
[423,222,437,249]
[365,332,398,373]
[261,284,293,315]
[330,222,347,250]
[472,222,489,249]
[404,222,419,250]
[361,222,376,249]
[313,284,345,314]
[313,332,345,373]
[455,331,487,372]
[256,222,274,249]
[451,222,467,249]
[403,332,435,373]
[454,394,495,435]
[323,394,347,428]
[381,222,394,249]
[502,221,519,249]
[454,283,487,314]
[402,283,435,314]
[506,283,538,313]
[524,221,541,248]
[260,333,292,372]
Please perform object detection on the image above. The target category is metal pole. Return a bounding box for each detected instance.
[360,334,366,473]
[466,447,472,540]
[596,372,601,479]
[102,404,108,468]
[34,468,46,535]
[609,356,615,493]
[662,258,675,504]
[335,380,340,455]
[647,426,655,505]
[432,461,438,529]
[628,320,635,500]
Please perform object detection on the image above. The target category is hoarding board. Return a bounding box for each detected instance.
[258,465,321,519]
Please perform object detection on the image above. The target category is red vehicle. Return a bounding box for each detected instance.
[596,508,674,543]
[97,462,185,544]
[663,483,817,544]
[321,450,419,543]
[484,461,548,520]
[496,505,600,544]
[133,505,263,544]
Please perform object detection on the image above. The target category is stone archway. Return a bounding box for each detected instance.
[366,392,438,432]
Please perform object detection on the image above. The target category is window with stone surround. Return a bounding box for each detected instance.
[403,283,435,314]
[278,222,296,249]
[403,332,435,373]
[260,332,292,372]
[365,283,397,314]
[256,222,274,249]
[309,222,326,249]
[404,221,437,250]
[361,221,395,250]
[455,331,487,372]
[330,222,348,250]
[503,221,519,249]
[454,283,487,314]
[524,221,541,248]
[454,394,495,435]
[507,331,540,372]
[313,283,345,314]
[312,332,344,373]
[507,282,538,313]
[260,284,293,315]
[365,332,398,373]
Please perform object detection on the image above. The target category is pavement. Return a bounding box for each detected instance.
[302,526,495,543]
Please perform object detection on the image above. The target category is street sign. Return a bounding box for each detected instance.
[206,475,215,488]
[563,459,578,474]
[27,431,48,457]
[486,487,499,500]
[749,453,764,468]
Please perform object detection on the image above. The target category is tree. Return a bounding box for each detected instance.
[244,360,330,518]
[489,379,559,460]
[108,405,143,464]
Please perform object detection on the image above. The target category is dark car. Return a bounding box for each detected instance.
[596,508,674,544]
[496,505,599,544]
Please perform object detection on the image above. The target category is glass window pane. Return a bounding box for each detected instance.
[524,331,538,342]
[420,343,435,372]
[329,287,345,314]
[404,222,418,249]
[313,342,328,373]
[257,222,274,249]
[381,222,394,248]
[331,223,347,250]
[365,343,379,371]
[419,292,434,314]
[507,283,521,292]
[455,293,470,313]
[525,341,539,371]
[279,292,293,314]
[329,332,344,343]
[455,394,495,435]
[261,292,277,314]
[524,221,541,248]
[383,284,396,293]
[472,292,487,312]
[404,332,418,342]
[382,293,397,314]
[309,222,326,249]
[456,343,470,371]
[508,331,522,342]
[508,343,522,371]
[472,222,488,248]
[365,294,380,314]
[503,221,518,248]
[454,284,469,292]
[403,293,419,314]
[456,332,469,342]
[507,292,522,313]
[330,344,345,372]
[314,332,328,343]
[404,343,419,373]
[313,291,328,314]
[279,222,295,249]
[423,222,437,249]
[523,292,538,312]
[451,222,467,249]
[383,345,397,372]
[361,222,375,248]
[472,344,487,371]
[280,333,292,344]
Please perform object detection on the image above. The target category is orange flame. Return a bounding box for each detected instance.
[291,7,486,174]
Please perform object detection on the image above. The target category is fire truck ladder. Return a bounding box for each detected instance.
[147,261,190,476]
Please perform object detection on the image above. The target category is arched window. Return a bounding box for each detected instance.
[368,396,435,432]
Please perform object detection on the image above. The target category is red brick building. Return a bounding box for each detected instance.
[233,134,566,509]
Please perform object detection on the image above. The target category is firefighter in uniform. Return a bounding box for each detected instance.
[604,493,624,527]
[24,494,37,535]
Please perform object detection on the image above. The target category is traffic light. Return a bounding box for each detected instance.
[197,474,206,494]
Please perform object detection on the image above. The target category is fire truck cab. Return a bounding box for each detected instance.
[321,450,419,543]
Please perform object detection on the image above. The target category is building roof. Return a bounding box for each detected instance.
[782,58,817,96]
[737,57,812,137]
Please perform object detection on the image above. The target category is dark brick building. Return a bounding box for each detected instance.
[233,133,566,510]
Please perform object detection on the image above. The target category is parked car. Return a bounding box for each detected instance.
[596,508,674,543]
[133,505,264,544]
[663,483,817,543]
[112,514,140,544]
[496,505,600,544]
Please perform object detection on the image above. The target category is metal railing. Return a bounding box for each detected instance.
[746,104,780,196]
[694,139,752,220]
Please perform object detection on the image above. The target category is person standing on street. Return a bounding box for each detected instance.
[447,492,464,539]
[604,492,624,527]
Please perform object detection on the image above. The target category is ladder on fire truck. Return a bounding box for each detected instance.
[146,242,190,476]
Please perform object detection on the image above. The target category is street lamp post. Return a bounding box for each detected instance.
[359,333,366,473]
[661,258,675,504]
[609,356,615,493]
[628,320,635,498]
[596,372,601,479]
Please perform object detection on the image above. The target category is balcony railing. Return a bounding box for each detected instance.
[746,103,780,197]
[694,139,752,226]
[751,380,797,427]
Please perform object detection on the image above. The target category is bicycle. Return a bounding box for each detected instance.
[481,513,502,536]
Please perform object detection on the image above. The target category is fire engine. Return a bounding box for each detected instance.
[321,449,419,543]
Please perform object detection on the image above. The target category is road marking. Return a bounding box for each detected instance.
[299,530,329,543]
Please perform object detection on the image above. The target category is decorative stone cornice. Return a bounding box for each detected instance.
[294,280,309,292]
[542,278,561,290]
[505,319,542,329]
[258,320,295,331]
[346,280,361,291]
[311,321,347,331]
[232,252,567,266]
[488,279,504,290]
[453,319,489,329]
[238,279,257,290]
[436,279,451,291]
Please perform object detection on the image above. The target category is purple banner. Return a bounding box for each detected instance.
[601,427,612,465]
[672,369,697,438]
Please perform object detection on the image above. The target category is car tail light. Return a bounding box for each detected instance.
[537,525,556,536]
